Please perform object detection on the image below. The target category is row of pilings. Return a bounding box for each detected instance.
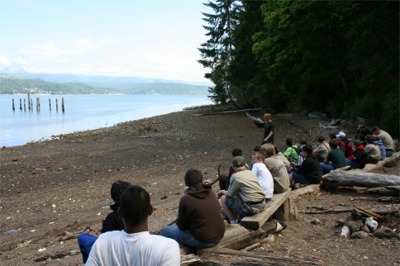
[11,93,65,112]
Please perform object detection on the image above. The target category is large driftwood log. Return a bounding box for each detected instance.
[197,247,322,265]
[321,172,400,189]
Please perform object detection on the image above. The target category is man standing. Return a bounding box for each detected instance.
[219,156,265,224]
[290,145,322,188]
[262,113,274,144]
[160,168,225,249]
[86,185,180,266]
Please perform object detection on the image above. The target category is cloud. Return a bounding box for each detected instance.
[0,55,10,67]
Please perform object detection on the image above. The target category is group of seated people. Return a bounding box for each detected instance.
[77,123,396,265]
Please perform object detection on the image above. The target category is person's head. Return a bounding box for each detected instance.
[232,156,246,171]
[299,140,307,146]
[184,168,203,186]
[317,136,325,143]
[328,139,339,149]
[366,134,375,144]
[253,145,261,153]
[260,143,276,157]
[302,144,313,155]
[372,127,380,135]
[329,133,336,140]
[231,148,242,157]
[286,138,293,147]
[110,180,132,209]
[353,140,362,148]
[336,131,346,139]
[252,151,265,163]
[263,113,272,121]
[119,185,152,229]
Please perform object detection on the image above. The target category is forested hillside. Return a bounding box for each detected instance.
[199,1,399,136]
[0,74,209,95]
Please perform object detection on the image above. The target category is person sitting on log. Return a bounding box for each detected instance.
[336,131,353,159]
[364,135,381,164]
[289,144,322,189]
[348,140,368,169]
[260,143,290,193]
[320,139,348,174]
[218,156,265,224]
[77,180,131,263]
[283,137,299,163]
[160,168,225,249]
[86,185,180,265]
[314,136,330,162]
[251,151,274,202]
[219,148,252,191]
[372,126,395,157]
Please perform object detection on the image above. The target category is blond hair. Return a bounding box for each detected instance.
[261,143,276,157]
[264,113,272,119]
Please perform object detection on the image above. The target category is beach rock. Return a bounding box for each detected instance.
[373,227,395,238]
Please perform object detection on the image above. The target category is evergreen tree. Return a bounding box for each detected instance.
[198,0,241,104]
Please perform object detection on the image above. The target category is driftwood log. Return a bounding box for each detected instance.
[196,247,322,265]
[321,172,400,189]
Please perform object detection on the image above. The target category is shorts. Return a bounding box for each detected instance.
[226,195,244,213]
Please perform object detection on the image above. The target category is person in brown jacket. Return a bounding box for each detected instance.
[160,168,225,249]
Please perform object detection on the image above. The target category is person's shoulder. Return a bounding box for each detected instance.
[148,234,179,247]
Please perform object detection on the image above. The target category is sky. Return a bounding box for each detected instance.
[0,0,212,83]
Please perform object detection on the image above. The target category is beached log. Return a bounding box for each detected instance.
[197,247,322,265]
[365,152,400,173]
[321,172,400,189]
[290,184,320,200]
[220,226,265,250]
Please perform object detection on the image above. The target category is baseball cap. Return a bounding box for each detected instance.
[232,156,246,167]
[336,131,346,138]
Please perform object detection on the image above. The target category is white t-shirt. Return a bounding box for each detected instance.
[251,162,274,199]
[86,230,180,266]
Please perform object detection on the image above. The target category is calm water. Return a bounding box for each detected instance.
[0,94,212,147]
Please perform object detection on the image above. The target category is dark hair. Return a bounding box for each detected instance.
[302,144,313,154]
[317,136,325,143]
[286,138,293,146]
[329,139,339,149]
[119,185,150,227]
[184,168,202,186]
[329,133,336,140]
[366,134,374,143]
[253,145,261,152]
[300,140,307,145]
[232,148,242,157]
[111,180,132,203]
[353,140,361,147]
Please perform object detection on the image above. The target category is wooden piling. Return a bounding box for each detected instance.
[19,98,22,110]
[49,98,52,111]
[28,93,31,111]
[12,99,15,111]
[23,99,26,111]
[61,97,65,113]
[36,97,40,112]
[56,99,58,112]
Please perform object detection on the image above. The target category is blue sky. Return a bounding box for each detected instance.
[0,0,212,83]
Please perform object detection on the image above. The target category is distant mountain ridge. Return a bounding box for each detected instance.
[0,73,210,95]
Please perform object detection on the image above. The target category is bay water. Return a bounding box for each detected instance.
[0,94,212,147]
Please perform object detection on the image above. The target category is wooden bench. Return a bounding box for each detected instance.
[240,189,292,230]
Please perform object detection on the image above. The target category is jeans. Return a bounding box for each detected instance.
[77,233,98,263]
[159,225,219,249]
[291,172,310,185]
[320,163,333,174]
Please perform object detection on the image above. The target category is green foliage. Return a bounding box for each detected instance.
[201,0,399,136]
[138,126,158,134]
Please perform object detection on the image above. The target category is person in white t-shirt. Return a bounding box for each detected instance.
[251,151,274,201]
[86,185,180,266]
